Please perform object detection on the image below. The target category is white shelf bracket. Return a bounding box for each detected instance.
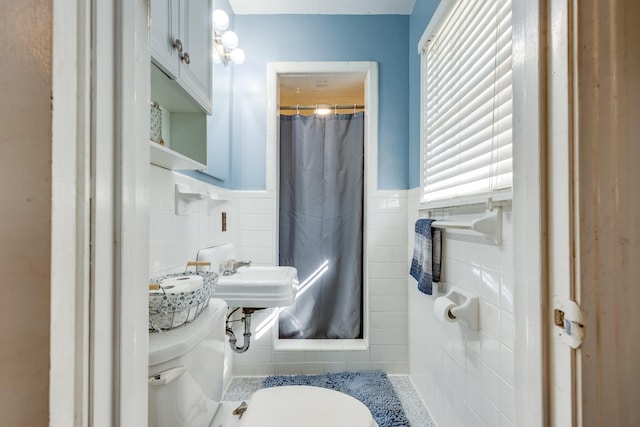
[175,184,203,215]
[471,208,502,245]
[174,184,227,215]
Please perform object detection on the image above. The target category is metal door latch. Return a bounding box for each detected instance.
[553,296,584,349]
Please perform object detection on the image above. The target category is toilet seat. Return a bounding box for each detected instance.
[239,386,378,427]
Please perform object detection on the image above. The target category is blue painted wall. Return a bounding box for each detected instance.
[409,0,441,189]
[231,14,410,190]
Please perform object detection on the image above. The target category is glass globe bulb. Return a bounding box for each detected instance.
[212,9,229,31]
[221,31,239,50]
[229,48,246,65]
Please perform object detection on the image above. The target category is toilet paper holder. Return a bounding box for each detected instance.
[435,287,479,330]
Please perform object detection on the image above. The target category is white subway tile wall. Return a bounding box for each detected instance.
[148,165,411,377]
[408,187,515,426]
[148,165,235,276]
[149,166,515,425]
[232,189,410,376]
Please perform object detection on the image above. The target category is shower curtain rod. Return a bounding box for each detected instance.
[279,104,365,110]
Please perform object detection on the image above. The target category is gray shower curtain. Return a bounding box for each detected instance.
[278,112,364,339]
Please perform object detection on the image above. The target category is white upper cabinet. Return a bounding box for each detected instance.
[150,0,180,79]
[150,0,212,114]
[178,1,212,111]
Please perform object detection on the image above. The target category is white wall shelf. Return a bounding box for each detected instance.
[174,184,227,215]
[150,141,206,170]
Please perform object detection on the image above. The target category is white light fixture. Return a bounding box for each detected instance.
[212,9,245,66]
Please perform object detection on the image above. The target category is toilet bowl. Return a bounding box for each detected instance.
[148,298,377,427]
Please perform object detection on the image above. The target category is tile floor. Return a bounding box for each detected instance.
[222,375,435,426]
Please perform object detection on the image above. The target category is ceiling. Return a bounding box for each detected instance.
[280,73,366,96]
[279,73,366,110]
[228,0,416,15]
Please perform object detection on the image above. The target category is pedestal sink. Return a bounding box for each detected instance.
[213,266,298,308]
[193,244,298,353]
[196,244,298,309]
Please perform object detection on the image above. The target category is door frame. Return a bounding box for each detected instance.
[50,0,150,425]
[546,0,580,424]
[266,61,378,351]
[512,0,547,425]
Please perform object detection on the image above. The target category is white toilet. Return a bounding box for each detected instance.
[148,298,378,427]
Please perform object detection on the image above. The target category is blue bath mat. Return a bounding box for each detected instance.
[263,370,411,427]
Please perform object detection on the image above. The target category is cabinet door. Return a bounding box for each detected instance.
[150,0,180,79]
[178,0,212,113]
[203,61,231,182]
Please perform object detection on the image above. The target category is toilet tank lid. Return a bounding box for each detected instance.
[148,298,227,366]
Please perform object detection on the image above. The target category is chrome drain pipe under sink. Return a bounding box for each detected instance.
[225,308,256,353]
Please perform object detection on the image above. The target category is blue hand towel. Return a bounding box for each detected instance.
[410,218,442,295]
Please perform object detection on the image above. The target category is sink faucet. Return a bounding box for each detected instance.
[222,259,252,276]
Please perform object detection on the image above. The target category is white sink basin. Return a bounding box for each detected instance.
[213,266,298,308]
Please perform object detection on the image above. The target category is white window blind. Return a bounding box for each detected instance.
[421,0,513,205]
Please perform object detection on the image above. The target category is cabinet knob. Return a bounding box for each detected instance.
[181,52,191,65]
[173,38,183,53]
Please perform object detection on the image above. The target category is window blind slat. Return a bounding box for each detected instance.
[426,3,510,86]
[426,9,511,95]
[426,58,512,146]
[427,125,512,180]
[426,45,510,124]
[421,0,513,204]
[426,40,512,126]
[428,13,499,86]
[427,72,512,145]
[427,84,512,157]
[426,147,513,192]
[427,127,512,181]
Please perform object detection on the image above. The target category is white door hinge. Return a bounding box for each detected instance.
[553,296,584,349]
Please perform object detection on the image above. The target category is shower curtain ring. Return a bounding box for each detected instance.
[334,104,338,116]
[296,104,299,116]
[353,104,356,114]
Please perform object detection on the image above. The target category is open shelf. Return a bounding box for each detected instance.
[149,141,206,170]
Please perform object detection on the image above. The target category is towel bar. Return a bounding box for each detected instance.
[430,208,502,245]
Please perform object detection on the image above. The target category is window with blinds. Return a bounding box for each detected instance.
[420,0,513,206]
